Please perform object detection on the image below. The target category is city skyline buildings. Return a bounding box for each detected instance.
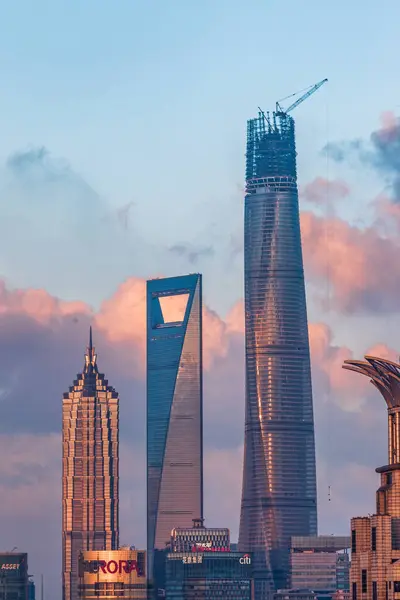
[239,108,318,595]
[146,274,203,562]
[62,328,119,600]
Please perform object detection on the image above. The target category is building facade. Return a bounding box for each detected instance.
[274,591,316,600]
[165,551,253,600]
[78,549,146,600]
[343,355,400,600]
[0,553,28,600]
[28,580,35,600]
[147,274,203,560]
[336,553,350,593]
[63,329,119,600]
[170,519,230,553]
[239,109,318,595]
[290,536,350,599]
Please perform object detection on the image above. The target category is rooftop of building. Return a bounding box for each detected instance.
[291,536,350,551]
[171,518,229,535]
[166,551,250,559]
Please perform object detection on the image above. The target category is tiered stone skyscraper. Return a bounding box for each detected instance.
[62,328,119,600]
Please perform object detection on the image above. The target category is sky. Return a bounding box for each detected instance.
[1,0,400,598]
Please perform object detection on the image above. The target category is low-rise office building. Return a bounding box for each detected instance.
[290,536,350,600]
[274,590,317,600]
[0,552,29,600]
[170,518,230,553]
[165,551,253,600]
[78,549,146,600]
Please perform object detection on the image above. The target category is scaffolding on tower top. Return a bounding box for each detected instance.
[245,78,327,184]
[245,111,296,183]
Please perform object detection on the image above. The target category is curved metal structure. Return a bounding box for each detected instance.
[239,111,317,596]
[343,355,400,467]
[343,355,400,409]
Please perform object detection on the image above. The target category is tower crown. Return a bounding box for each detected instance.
[84,326,98,373]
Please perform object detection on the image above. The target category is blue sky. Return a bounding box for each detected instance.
[0,0,399,317]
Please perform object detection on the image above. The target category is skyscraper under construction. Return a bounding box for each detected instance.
[62,329,119,600]
[239,81,326,596]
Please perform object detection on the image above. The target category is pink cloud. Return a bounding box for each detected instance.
[0,280,89,323]
[0,276,387,417]
[301,177,350,205]
[301,210,400,313]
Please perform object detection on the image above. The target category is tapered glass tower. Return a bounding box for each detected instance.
[147,274,203,560]
[62,328,119,600]
[239,110,317,596]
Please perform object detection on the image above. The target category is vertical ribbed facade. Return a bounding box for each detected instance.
[239,111,317,596]
[62,329,119,600]
[146,274,203,566]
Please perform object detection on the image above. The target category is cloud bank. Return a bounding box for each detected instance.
[0,274,390,599]
[325,112,400,202]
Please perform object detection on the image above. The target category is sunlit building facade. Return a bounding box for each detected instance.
[63,329,119,600]
[78,549,146,600]
[343,355,400,600]
[146,274,203,572]
[239,110,317,596]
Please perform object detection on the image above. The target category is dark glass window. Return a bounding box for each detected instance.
[372,526,376,551]
[362,570,367,594]
[352,529,357,553]
[352,582,357,600]
[372,581,377,600]
[394,582,400,593]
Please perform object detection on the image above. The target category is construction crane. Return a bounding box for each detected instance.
[275,78,328,114]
